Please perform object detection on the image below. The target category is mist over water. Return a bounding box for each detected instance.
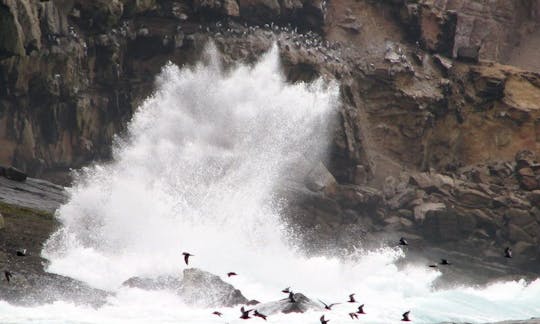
[1,44,539,323]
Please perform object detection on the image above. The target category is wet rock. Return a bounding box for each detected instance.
[178,268,248,307]
[0,212,4,229]
[304,162,337,195]
[254,293,323,314]
[508,224,534,244]
[122,275,181,290]
[0,176,65,214]
[4,166,27,182]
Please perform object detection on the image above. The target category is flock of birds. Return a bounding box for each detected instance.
[180,237,514,323]
[1,239,514,322]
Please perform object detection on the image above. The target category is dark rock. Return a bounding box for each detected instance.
[178,268,248,307]
[0,212,4,229]
[456,46,480,63]
[4,167,27,182]
[254,293,323,315]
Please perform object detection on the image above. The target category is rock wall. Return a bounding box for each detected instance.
[1,0,540,275]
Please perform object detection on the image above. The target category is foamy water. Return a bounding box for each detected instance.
[1,44,539,324]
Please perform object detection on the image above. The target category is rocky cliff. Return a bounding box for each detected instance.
[1,0,540,280]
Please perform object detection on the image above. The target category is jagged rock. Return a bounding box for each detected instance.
[254,293,323,315]
[387,188,416,210]
[508,224,534,244]
[505,208,536,227]
[454,187,492,208]
[122,275,181,290]
[178,268,248,307]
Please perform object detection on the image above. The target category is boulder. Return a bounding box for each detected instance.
[254,293,323,315]
[122,275,181,290]
[453,187,492,208]
[178,268,248,308]
[4,166,27,182]
[413,202,445,222]
[304,162,337,195]
[515,150,536,169]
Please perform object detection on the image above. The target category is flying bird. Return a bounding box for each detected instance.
[319,300,340,310]
[212,311,222,317]
[399,237,408,246]
[4,270,13,283]
[320,315,330,324]
[182,252,193,265]
[281,287,290,294]
[440,259,451,265]
[349,312,359,319]
[16,249,26,256]
[401,311,411,321]
[348,293,356,303]
[357,304,366,314]
[228,272,238,277]
[240,306,252,319]
[505,247,512,258]
[253,310,267,320]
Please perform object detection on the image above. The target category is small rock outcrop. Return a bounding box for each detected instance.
[255,293,323,315]
[178,268,248,307]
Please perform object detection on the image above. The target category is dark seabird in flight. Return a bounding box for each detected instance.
[253,310,267,320]
[349,312,359,319]
[319,300,340,310]
[182,252,193,265]
[16,249,26,256]
[4,270,13,283]
[428,264,438,268]
[401,311,411,321]
[288,292,296,303]
[282,287,290,294]
[320,315,330,324]
[399,237,408,246]
[357,304,366,314]
[440,259,451,265]
[240,306,252,319]
[228,272,238,277]
[505,247,512,258]
[348,293,356,303]
[212,311,222,317]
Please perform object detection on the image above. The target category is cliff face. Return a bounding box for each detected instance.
[1,0,540,275]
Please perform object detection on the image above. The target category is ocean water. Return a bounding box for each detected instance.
[1,44,540,324]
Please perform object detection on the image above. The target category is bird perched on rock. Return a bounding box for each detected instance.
[4,270,13,283]
[288,292,296,303]
[212,311,222,317]
[320,315,330,324]
[182,252,193,265]
[348,293,356,303]
[401,311,411,321]
[349,312,359,319]
[228,272,238,277]
[240,306,252,319]
[319,300,340,310]
[357,304,366,314]
[253,310,267,320]
[505,247,512,258]
[399,237,408,246]
[16,249,26,257]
